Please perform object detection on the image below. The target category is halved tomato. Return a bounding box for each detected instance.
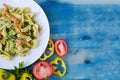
[32,61,53,80]
[55,39,68,57]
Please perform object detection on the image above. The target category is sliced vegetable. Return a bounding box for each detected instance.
[32,61,53,80]
[50,57,66,77]
[13,62,36,80]
[55,39,68,57]
[40,39,54,61]
[20,73,32,80]
[0,69,15,80]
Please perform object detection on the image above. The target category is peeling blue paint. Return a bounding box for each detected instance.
[34,0,120,80]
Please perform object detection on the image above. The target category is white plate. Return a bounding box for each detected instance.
[0,0,50,69]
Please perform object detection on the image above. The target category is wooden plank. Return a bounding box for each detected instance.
[35,0,120,80]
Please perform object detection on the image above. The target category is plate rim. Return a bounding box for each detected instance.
[0,0,50,70]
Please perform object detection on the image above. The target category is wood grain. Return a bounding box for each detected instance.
[35,0,120,80]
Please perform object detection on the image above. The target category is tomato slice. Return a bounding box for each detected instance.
[32,61,53,80]
[55,39,68,57]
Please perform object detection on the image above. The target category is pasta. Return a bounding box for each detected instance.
[0,4,40,59]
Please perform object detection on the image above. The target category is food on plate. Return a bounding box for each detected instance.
[55,39,68,57]
[0,69,15,80]
[32,61,53,80]
[40,39,54,61]
[0,4,40,59]
[0,38,68,79]
[50,57,66,77]
[20,73,32,80]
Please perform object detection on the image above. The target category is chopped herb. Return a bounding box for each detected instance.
[0,51,2,54]
[23,22,29,28]
[8,34,17,40]
[19,61,24,69]
[10,51,16,56]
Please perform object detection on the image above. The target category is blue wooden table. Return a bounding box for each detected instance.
[34,0,120,80]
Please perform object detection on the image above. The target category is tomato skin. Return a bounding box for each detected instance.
[32,61,53,80]
[55,39,68,57]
